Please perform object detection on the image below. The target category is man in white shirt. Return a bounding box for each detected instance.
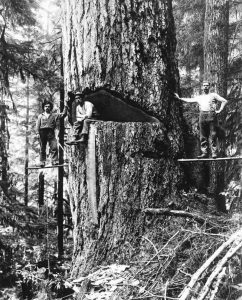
[66,92,94,145]
[175,82,227,158]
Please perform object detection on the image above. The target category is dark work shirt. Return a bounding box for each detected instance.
[36,112,62,132]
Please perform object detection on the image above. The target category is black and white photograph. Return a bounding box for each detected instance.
[0,0,241,299]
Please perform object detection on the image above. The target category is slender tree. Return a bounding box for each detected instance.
[57,45,65,259]
[24,74,30,206]
[0,0,37,199]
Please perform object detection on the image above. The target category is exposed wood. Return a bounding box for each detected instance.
[86,124,98,225]
[178,156,242,162]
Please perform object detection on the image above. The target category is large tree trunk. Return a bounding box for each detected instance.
[62,0,181,122]
[204,0,229,207]
[204,0,229,94]
[62,0,184,276]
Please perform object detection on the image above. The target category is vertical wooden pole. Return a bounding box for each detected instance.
[1,88,7,182]
[57,44,64,258]
[38,171,44,208]
[24,75,30,206]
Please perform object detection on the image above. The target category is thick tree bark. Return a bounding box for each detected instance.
[62,0,181,123]
[62,0,184,276]
[69,122,183,276]
[0,102,8,182]
[204,0,229,204]
[204,0,229,95]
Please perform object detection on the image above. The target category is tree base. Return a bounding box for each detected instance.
[67,121,183,276]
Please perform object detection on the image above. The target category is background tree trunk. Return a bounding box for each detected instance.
[62,0,184,276]
[204,0,229,207]
[182,0,230,200]
[0,101,8,182]
[204,0,229,94]
[57,49,65,259]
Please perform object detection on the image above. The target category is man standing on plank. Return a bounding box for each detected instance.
[174,82,227,158]
[36,100,67,167]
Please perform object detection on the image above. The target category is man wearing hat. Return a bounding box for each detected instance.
[174,82,227,158]
[66,92,94,145]
[36,100,67,167]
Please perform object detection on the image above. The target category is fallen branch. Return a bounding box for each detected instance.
[143,208,218,227]
[209,267,226,300]
[197,240,242,300]
[142,236,161,262]
[178,228,242,300]
[182,229,226,238]
[134,231,180,276]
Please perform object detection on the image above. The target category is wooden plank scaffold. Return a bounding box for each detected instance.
[178,156,242,162]
[27,164,68,170]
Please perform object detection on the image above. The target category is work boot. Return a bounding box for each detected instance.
[76,134,87,143]
[52,161,59,166]
[40,161,45,168]
[197,153,208,159]
[212,153,217,159]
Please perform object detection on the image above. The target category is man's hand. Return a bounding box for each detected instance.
[76,116,86,122]
[215,110,221,114]
[174,93,180,100]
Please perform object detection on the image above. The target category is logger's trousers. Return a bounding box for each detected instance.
[39,128,58,164]
[73,118,94,138]
[199,112,217,156]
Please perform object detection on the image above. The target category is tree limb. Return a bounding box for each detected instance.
[178,228,242,300]
[209,267,226,300]
[143,208,218,227]
[197,240,242,300]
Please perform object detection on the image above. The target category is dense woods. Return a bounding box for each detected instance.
[0,0,241,299]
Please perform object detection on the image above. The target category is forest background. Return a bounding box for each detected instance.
[0,0,242,299]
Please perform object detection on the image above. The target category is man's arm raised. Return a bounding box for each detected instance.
[174,93,198,103]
